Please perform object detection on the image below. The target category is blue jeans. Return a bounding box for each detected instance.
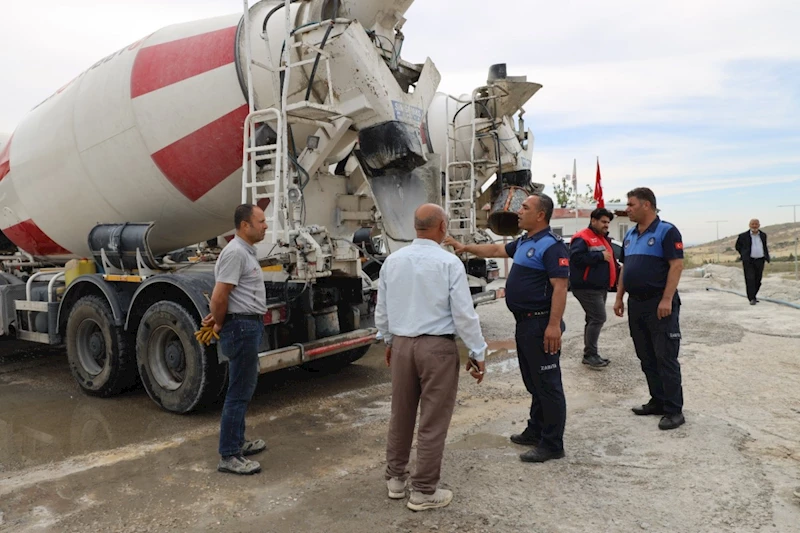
[218,318,263,457]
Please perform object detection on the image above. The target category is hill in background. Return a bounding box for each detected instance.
[686,222,800,266]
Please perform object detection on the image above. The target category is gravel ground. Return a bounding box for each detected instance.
[1,273,799,532]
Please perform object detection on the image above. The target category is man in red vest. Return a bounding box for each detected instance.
[569,208,618,369]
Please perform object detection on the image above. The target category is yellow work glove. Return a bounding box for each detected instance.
[194,325,219,346]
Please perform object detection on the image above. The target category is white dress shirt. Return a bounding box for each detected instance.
[375,238,488,361]
[750,231,765,259]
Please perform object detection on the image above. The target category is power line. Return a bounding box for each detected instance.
[706,220,727,263]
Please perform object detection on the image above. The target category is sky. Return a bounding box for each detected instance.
[1,0,799,244]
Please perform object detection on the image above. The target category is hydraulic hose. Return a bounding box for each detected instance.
[705,286,800,310]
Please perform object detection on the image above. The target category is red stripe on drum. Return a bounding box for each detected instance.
[3,219,71,256]
[0,133,12,182]
[131,26,238,98]
[151,104,248,201]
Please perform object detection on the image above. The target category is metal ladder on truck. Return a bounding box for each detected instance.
[443,86,503,242]
[239,0,351,245]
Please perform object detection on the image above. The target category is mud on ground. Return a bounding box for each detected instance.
[1,275,799,532]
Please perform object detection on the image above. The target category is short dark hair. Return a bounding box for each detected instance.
[532,193,555,223]
[627,187,657,210]
[234,204,256,229]
[591,208,614,221]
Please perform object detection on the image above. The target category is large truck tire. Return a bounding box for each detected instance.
[66,295,138,397]
[136,302,226,414]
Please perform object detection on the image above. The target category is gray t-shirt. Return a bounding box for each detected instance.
[214,236,268,315]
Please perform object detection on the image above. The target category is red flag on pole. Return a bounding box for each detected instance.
[594,157,604,208]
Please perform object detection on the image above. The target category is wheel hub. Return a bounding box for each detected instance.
[88,331,105,362]
[164,341,185,373]
[76,319,106,376]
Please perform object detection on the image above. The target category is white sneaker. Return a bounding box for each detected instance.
[406,489,453,511]
[387,477,407,499]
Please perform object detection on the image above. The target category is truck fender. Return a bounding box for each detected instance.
[124,272,217,331]
[58,274,129,330]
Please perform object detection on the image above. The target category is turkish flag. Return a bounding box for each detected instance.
[594,157,605,208]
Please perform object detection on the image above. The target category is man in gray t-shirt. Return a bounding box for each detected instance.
[202,204,269,475]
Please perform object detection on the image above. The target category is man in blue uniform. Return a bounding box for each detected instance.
[445,193,569,462]
[613,188,685,430]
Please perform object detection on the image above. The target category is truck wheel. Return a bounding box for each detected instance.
[136,302,226,414]
[66,295,138,397]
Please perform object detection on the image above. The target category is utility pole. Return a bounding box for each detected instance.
[778,204,799,280]
[707,220,727,263]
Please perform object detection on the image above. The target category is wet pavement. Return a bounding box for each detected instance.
[0,339,394,475]
[2,278,799,532]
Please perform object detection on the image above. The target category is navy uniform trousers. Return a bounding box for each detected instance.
[628,292,683,414]
[515,315,567,452]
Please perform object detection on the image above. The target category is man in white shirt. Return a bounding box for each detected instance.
[735,219,771,305]
[376,203,487,512]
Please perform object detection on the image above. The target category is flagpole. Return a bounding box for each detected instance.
[573,159,578,232]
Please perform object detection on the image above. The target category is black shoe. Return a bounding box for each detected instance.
[520,447,565,463]
[510,431,540,446]
[582,354,609,369]
[658,413,685,430]
[750,300,757,305]
[632,402,665,416]
[599,355,610,364]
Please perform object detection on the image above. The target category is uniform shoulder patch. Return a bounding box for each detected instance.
[549,231,563,241]
[558,257,569,267]
[675,242,684,250]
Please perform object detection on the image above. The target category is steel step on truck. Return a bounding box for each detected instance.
[0,0,542,413]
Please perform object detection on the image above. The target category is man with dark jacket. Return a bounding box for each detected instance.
[570,208,617,369]
[734,219,770,305]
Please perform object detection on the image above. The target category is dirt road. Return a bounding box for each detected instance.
[1,275,799,532]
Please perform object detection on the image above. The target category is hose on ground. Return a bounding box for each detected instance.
[705,286,800,310]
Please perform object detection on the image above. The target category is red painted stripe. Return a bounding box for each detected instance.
[131,26,237,98]
[151,105,248,201]
[0,133,12,182]
[3,219,71,256]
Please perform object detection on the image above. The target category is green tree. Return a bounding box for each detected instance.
[552,174,574,208]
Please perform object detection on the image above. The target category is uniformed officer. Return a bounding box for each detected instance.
[445,193,569,462]
[613,187,686,430]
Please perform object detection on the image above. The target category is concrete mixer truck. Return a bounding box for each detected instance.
[360,63,545,296]
[0,0,542,413]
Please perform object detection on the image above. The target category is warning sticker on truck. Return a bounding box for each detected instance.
[392,101,423,126]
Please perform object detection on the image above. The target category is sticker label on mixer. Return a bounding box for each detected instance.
[392,101,424,126]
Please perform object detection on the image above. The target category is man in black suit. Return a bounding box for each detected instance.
[734,219,770,305]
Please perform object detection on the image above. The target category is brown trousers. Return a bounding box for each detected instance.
[385,335,460,494]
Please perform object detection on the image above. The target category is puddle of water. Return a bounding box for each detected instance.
[450,432,510,450]
[487,340,516,352]
[458,339,518,366]
[0,384,210,471]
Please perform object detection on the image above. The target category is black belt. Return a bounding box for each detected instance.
[514,310,550,320]
[434,334,455,340]
[225,313,262,322]
[627,291,663,302]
